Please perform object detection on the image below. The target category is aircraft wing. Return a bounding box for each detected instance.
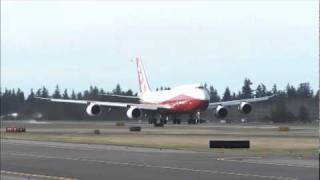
[208,95,274,109]
[99,94,140,100]
[35,97,170,111]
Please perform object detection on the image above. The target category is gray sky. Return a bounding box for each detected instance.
[1,1,318,95]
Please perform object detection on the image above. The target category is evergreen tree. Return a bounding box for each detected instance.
[125,89,133,96]
[286,84,297,98]
[261,84,267,96]
[71,90,76,99]
[91,86,99,99]
[62,89,69,99]
[297,83,313,98]
[41,86,49,98]
[36,88,42,97]
[99,88,106,95]
[231,92,237,100]
[83,90,90,100]
[272,84,278,95]
[256,84,263,98]
[16,88,25,103]
[11,89,19,113]
[241,78,253,98]
[256,84,267,97]
[1,89,9,114]
[209,86,220,102]
[113,84,122,95]
[270,96,288,122]
[76,92,83,100]
[89,86,94,94]
[298,105,310,122]
[52,85,61,98]
[222,87,231,101]
[237,91,242,100]
[203,83,208,89]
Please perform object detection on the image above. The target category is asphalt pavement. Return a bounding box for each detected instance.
[1,139,318,180]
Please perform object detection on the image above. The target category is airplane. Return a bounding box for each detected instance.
[37,58,273,126]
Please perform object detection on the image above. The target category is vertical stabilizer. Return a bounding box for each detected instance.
[136,57,151,94]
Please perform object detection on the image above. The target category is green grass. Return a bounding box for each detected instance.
[1,132,317,156]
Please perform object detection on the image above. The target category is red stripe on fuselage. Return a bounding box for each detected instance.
[159,95,209,113]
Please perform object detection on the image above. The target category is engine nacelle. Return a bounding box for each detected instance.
[239,102,252,114]
[86,103,101,116]
[215,105,228,118]
[126,106,141,119]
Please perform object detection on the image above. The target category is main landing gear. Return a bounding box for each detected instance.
[148,115,166,127]
[153,115,184,126]
[173,119,181,124]
[188,112,204,124]
[172,115,181,124]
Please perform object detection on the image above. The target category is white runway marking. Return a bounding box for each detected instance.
[1,170,77,180]
[217,157,318,169]
[2,140,193,154]
[4,152,299,180]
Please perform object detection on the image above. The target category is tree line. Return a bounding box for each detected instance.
[0,78,318,122]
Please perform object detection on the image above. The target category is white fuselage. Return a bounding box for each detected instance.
[139,84,210,113]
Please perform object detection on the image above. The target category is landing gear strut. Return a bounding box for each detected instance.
[188,112,202,124]
[172,115,181,124]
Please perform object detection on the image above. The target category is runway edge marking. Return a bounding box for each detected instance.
[1,170,78,180]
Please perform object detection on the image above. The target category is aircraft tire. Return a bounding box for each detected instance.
[176,119,181,124]
[188,119,196,124]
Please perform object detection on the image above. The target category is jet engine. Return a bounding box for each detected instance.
[126,106,141,119]
[215,105,228,118]
[86,103,101,116]
[239,102,252,114]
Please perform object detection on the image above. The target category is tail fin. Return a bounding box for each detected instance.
[136,57,151,94]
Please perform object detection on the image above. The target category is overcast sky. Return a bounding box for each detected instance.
[1,0,318,95]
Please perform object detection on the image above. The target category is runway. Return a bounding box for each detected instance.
[1,140,318,180]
